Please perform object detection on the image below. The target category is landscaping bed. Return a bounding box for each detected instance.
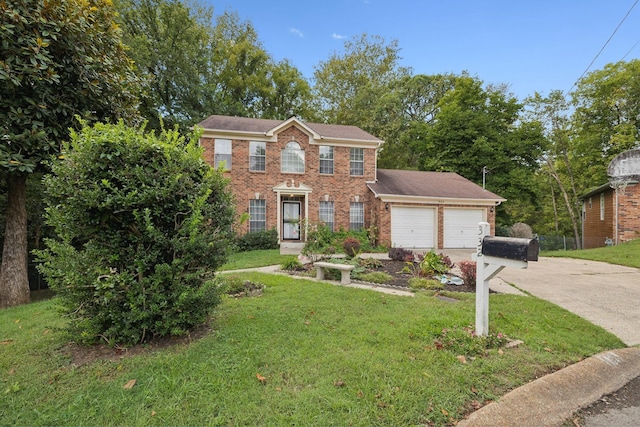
[287,256,479,293]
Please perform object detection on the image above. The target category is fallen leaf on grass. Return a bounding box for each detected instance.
[441,408,449,416]
[123,379,136,389]
[456,355,467,364]
[471,400,482,410]
[334,380,345,387]
[151,411,157,417]
[256,373,267,384]
[1,340,13,345]
[471,385,478,394]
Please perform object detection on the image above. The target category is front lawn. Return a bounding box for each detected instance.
[544,238,640,268]
[219,249,292,271]
[0,273,623,426]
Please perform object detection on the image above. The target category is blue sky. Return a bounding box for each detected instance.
[209,1,640,100]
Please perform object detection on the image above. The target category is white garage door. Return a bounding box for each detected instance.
[391,206,435,248]
[443,209,484,248]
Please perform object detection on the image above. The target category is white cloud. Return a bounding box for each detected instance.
[289,28,304,38]
[332,33,347,40]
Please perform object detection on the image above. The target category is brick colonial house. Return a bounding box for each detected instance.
[198,115,504,250]
[580,181,640,249]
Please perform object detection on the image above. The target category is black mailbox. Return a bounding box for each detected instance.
[481,236,539,262]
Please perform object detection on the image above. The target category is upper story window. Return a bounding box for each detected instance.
[214,139,232,170]
[281,141,305,173]
[250,141,266,172]
[319,146,334,175]
[350,148,364,176]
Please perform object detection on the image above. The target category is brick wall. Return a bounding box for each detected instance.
[618,183,640,244]
[201,125,377,239]
[582,189,615,249]
[581,185,640,248]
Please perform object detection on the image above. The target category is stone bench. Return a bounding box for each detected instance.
[314,262,355,285]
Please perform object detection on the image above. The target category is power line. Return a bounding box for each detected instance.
[621,37,640,60]
[567,0,639,94]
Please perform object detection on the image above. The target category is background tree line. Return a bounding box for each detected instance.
[2,0,639,307]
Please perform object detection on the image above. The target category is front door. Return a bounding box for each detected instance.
[282,201,301,240]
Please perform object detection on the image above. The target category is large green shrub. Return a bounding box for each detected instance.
[36,122,236,346]
[235,228,278,252]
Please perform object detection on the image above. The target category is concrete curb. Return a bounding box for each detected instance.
[458,347,640,426]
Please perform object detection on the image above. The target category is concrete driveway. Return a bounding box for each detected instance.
[445,251,640,346]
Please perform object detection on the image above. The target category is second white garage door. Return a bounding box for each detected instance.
[443,208,484,248]
[391,206,435,248]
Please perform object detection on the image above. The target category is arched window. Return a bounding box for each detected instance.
[281,141,305,173]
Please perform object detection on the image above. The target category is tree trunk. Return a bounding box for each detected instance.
[0,172,30,308]
[544,158,582,250]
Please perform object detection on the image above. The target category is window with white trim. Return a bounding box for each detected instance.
[319,145,334,174]
[281,141,305,173]
[350,202,364,231]
[214,139,232,170]
[249,199,266,232]
[249,141,266,172]
[319,201,334,231]
[350,148,364,176]
[600,193,605,221]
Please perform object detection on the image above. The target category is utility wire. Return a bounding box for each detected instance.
[567,0,638,94]
[621,37,640,60]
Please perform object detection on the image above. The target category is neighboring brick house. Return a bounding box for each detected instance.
[580,182,640,249]
[198,115,504,250]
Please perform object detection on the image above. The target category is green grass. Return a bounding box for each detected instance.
[219,249,292,271]
[0,273,623,426]
[544,238,640,268]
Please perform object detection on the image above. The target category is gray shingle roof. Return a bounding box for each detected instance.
[197,115,382,142]
[369,169,504,201]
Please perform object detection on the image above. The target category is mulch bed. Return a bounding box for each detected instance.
[293,258,478,293]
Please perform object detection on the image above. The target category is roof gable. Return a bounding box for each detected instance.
[368,169,505,203]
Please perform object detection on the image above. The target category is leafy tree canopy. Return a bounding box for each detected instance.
[313,33,411,125]
[116,1,314,129]
[570,59,640,188]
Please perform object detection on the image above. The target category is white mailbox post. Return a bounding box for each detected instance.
[475,222,538,336]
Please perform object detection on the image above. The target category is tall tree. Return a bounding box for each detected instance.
[116,0,213,130]
[419,76,544,226]
[117,3,313,126]
[313,33,411,126]
[570,59,640,188]
[0,0,139,307]
[373,73,458,169]
[524,91,581,247]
